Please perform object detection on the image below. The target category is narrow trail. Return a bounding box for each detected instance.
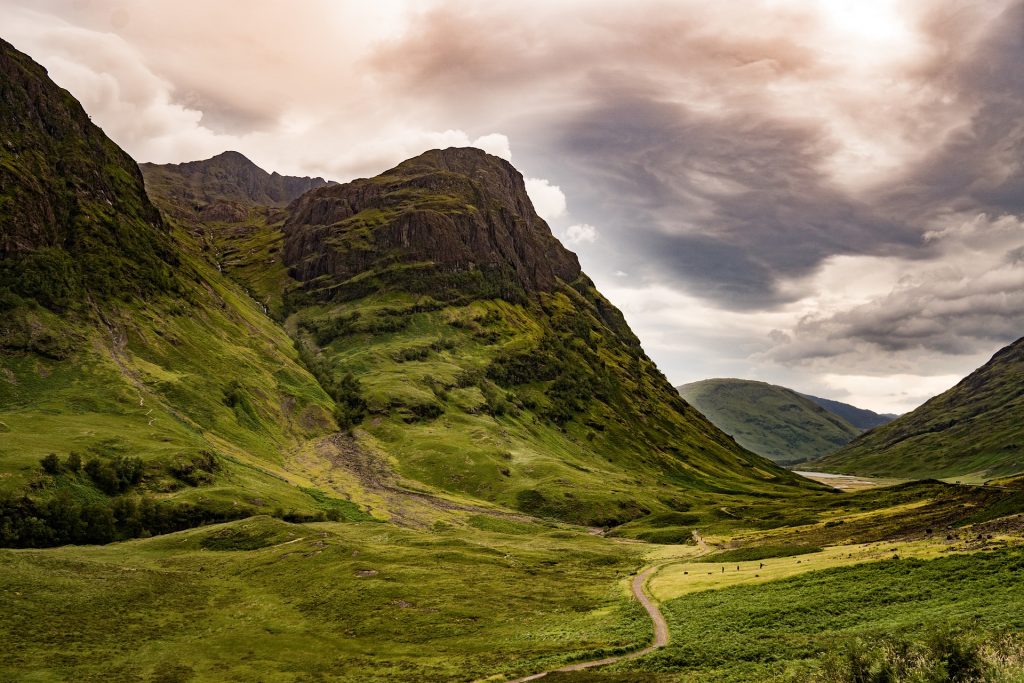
[505,566,668,682]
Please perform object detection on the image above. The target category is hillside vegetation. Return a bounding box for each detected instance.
[677,379,861,464]
[145,146,823,529]
[814,336,1024,480]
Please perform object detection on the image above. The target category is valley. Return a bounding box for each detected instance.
[2,30,1024,683]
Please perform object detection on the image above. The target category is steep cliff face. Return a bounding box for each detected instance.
[0,38,177,309]
[282,148,581,300]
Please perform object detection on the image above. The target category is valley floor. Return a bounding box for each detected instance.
[4,484,1024,682]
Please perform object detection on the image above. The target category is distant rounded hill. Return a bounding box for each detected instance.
[677,379,895,465]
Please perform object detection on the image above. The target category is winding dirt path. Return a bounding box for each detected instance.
[505,566,668,682]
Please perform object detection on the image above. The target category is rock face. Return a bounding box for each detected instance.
[0,38,176,308]
[140,151,332,214]
[282,147,581,299]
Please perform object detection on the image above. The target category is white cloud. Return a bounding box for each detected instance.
[471,133,511,161]
[564,223,598,244]
[524,177,567,221]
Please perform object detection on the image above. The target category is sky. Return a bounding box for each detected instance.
[3,0,1023,414]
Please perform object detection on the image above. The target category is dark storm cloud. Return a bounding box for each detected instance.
[553,94,916,308]
[544,1,1024,321]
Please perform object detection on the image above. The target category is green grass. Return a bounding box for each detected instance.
[696,544,822,563]
[0,224,343,534]
[624,546,1024,681]
[0,516,649,682]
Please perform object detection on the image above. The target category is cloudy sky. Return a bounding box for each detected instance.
[4,0,1023,413]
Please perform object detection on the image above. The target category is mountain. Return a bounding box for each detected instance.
[147,145,821,527]
[677,379,862,464]
[140,151,331,220]
[0,34,818,550]
[0,38,178,310]
[813,337,1024,480]
[139,152,333,316]
[800,393,897,430]
[0,38,354,547]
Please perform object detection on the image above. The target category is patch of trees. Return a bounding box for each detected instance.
[39,449,220,493]
[168,451,220,487]
[40,451,144,494]
[301,312,362,345]
[0,492,253,548]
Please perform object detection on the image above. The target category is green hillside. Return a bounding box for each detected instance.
[677,379,862,464]
[1,36,821,549]
[813,336,1024,480]
[0,37,358,545]
[144,147,821,529]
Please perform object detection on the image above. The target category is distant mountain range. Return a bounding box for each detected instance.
[812,336,1024,480]
[677,379,895,464]
[800,394,898,431]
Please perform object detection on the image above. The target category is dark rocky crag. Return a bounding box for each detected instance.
[140,151,332,224]
[0,37,177,310]
[282,147,581,302]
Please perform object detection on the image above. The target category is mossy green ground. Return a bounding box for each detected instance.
[0,516,648,683]
[0,225,339,520]
[3,484,1024,682]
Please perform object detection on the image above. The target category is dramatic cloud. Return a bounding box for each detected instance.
[565,224,598,245]
[524,178,567,222]
[3,0,1023,411]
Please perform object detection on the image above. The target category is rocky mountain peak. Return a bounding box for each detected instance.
[282,147,581,300]
[140,151,332,211]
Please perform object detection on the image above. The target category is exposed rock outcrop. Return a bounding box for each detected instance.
[282,147,581,298]
[140,151,332,216]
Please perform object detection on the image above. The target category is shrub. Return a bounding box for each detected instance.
[65,452,82,473]
[84,455,144,494]
[40,453,62,475]
[813,629,1023,683]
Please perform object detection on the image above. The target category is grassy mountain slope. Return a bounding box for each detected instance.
[139,152,332,318]
[0,38,365,546]
[677,379,861,464]
[146,147,822,528]
[801,393,897,430]
[278,149,828,525]
[814,337,1024,480]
